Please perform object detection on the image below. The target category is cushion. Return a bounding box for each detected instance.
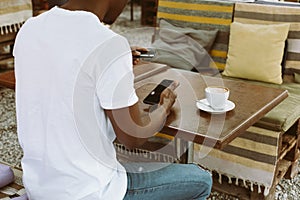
[0,163,14,188]
[222,75,300,132]
[157,0,235,70]
[256,82,300,131]
[151,19,218,71]
[222,22,290,84]
[234,2,300,75]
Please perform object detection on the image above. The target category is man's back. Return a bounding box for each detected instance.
[13,7,137,199]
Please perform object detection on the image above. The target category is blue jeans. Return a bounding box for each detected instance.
[122,163,212,200]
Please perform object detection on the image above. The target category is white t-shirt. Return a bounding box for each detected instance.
[13,7,138,200]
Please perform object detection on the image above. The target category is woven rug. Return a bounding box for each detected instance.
[0,0,32,35]
[193,126,281,196]
[114,132,186,164]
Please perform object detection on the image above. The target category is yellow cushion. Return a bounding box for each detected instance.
[222,22,290,84]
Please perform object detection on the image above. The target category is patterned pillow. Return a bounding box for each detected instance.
[156,0,235,70]
[151,19,218,71]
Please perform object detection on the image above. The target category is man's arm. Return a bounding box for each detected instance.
[105,84,178,149]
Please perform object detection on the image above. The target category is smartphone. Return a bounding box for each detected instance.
[133,48,156,59]
[143,79,174,105]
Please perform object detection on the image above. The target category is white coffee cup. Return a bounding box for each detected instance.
[205,86,229,110]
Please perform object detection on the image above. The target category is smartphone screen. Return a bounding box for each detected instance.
[143,79,174,105]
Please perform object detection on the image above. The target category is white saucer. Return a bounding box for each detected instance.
[196,99,235,114]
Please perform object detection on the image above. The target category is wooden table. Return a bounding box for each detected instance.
[0,64,288,149]
[134,63,288,149]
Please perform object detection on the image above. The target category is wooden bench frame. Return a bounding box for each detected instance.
[0,70,15,90]
[211,120,300,200]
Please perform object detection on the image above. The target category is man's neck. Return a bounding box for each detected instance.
[60,0,107,22]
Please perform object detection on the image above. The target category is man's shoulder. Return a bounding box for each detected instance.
[91,33,130,56]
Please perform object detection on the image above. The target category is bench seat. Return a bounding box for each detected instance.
[222,75,300,133]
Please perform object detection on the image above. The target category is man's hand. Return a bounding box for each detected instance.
[106,81,179,150]
[159,81,179,115]
[131,46,148,65]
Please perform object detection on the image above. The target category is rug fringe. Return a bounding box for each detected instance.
[114,143,176,163]
[0,22,24,35]
[213,170,270,195]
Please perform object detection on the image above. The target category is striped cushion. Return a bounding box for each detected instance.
[193,126,281,196]
[234,2,300,74]
[157,0,235,70]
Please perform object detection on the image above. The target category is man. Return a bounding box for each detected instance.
[13,0,212,199]
[47,0,68,8]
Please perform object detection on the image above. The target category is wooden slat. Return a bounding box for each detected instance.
[0,57,14,68]
[279,134,297,160]
[0,32,16,43]
[275,159,291,184]
[0,70,15,90]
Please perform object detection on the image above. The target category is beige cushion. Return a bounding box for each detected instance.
[151,19,218,71]
[222,22,290,84]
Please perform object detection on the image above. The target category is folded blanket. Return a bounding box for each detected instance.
[114,132,178,164]
[194,126,281,196]
[0,0,32,35]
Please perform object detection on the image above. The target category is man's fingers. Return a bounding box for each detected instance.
[132,50,141,57]
[168,81,180,91]
[134,47,149,53]
[131,47,149,57]
[159,87,177,105]
[159,89,168,104]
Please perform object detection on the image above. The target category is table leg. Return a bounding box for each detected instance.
[131,0,134,21]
